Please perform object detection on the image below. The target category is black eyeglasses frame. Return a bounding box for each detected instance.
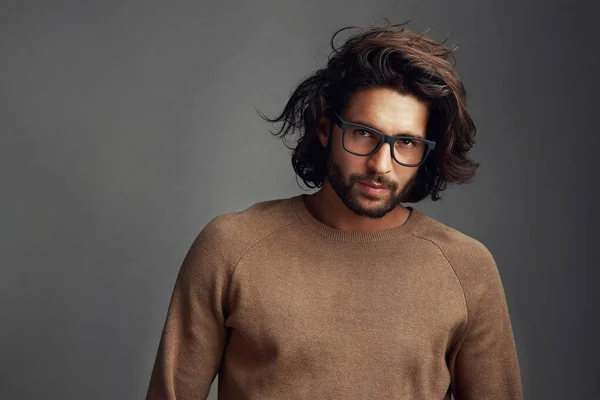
[330,111,436,167]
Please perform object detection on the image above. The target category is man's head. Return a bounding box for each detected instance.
[262,21,479,206]
[320,87,427,218]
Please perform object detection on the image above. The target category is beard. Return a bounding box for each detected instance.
[325,148,417,219]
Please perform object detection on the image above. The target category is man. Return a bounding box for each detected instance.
[146,22,524,399]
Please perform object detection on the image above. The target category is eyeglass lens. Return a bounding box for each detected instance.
[343,126,426,165]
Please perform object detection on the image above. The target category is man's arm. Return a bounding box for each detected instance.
[450,245,524,399]
[146,217,231,400]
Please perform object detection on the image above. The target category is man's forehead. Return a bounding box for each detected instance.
[343,100,429,138]
[347,89,426,111]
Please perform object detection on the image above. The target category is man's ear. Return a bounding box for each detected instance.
[316,115,331,148]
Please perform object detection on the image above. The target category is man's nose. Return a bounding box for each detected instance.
[366,142,394,174]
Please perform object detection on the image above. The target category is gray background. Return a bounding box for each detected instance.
[1,0,598,399]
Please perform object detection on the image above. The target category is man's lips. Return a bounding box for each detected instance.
[359,180,389,189]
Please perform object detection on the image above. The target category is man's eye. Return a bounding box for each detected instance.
[398,139,415,147]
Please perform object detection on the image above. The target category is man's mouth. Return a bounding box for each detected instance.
[359,180,388,189]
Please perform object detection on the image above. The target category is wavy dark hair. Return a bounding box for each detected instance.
[258,20,480,202]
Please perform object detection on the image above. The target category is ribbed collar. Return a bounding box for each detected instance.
[289,194,424,244]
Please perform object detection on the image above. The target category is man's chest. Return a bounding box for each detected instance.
[224,244,467,365]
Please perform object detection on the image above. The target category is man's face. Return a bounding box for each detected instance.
[320,87,429,219]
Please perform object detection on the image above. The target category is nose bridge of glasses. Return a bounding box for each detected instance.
[371,137,395,165]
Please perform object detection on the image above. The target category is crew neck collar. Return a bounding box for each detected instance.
[289,194,424,244]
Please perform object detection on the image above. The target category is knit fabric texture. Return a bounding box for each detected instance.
[146,194,523,399]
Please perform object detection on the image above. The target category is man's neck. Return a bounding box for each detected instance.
[303,185,410,233]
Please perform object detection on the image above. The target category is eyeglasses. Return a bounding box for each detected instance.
[330,111,436,167]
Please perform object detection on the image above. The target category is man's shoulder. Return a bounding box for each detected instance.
[199,195,300,254]
[412,212,498,278]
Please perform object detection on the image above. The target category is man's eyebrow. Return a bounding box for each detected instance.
[349,119,426,139]
[348,119,425,139]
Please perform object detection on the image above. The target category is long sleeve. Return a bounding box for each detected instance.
[450,245,524,399]
[146,217,231,400]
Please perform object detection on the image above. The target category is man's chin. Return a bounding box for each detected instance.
[350,198,397,219]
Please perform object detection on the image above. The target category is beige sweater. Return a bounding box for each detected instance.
[146,194,523,399]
